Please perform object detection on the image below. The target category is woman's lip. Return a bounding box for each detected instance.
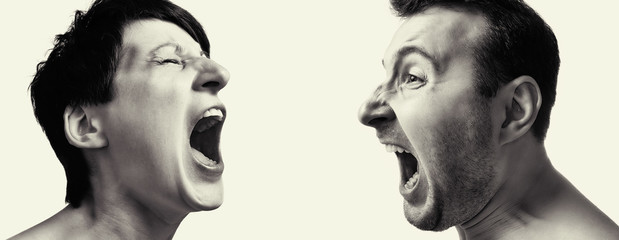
[190,147,224,177]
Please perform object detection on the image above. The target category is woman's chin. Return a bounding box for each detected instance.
[181,180,224,211]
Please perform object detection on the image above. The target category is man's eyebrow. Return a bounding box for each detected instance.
[386,45,441,73]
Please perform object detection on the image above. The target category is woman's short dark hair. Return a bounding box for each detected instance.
[390,0,560,141]
[29,0,211,207]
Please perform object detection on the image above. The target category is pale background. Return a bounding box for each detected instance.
[1,1,617,239]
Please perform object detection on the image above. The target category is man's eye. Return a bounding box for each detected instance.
[405,74,422,83]
[401,74,426,89]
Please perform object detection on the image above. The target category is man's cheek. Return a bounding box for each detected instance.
[396,107,438,137]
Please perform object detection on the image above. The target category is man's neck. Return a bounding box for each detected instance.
[455,136,560,239]
[454,133,619,239]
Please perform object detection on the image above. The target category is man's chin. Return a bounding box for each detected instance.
[403,199,451,231]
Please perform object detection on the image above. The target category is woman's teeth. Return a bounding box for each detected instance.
[204,108,223,118]
[194,108,224,133]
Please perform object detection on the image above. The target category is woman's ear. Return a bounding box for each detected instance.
[64,105,108,148]
[498,76,542,145]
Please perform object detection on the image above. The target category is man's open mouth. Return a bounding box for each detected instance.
[386,144,419,190]
[397,152,419,189]
[190,108,224,166]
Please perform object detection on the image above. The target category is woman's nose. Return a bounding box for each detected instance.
[191,57,230,93]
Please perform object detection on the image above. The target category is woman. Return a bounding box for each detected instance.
[11,0,229,239]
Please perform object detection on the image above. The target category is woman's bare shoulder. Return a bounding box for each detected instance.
[9,206,90,240]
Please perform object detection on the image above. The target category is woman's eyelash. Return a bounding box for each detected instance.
[159,58,183,65]
[151,57,187,68]
[152,51,207,66]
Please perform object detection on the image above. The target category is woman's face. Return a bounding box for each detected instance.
[96,19,229,215]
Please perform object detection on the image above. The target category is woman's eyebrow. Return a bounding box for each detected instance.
[148,42,185,56]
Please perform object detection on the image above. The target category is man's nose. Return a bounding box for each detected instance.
[191,57,230,94]
[358,91,396,128]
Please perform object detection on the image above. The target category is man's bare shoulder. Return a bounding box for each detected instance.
[495,209,619,240]
[528,186,619,240]
[528,218,619,240]
[496,174,619,240]
[552,207,619,239]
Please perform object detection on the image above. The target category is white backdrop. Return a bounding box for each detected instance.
[1,1,617,239]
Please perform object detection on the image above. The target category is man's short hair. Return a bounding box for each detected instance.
[390,0,560,141]
[30,0,211,207]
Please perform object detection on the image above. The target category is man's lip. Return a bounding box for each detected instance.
[379,140,412,153]
[380,140,423,204]
[399,170,427,205]
[374,127,427,205]
[399,176,420,203]
[397,153,426,205]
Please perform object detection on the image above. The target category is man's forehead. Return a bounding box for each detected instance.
[384,7,487,66]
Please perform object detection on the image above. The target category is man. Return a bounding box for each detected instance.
[11,0,229,239]
[358,0,619,239]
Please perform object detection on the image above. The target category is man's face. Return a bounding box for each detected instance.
[96,19,229,214]
[358,8,502,230]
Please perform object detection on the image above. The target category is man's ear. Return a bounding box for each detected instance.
[64,105,108,148]
[498,76,542,145]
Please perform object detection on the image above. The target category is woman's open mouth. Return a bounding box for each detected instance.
[190,108,224,169]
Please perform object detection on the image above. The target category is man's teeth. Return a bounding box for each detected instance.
[404,172,419,189]
[385,144,410,153]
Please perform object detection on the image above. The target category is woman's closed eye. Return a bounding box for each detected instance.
[150,57,187,69]
[155,58,184,65]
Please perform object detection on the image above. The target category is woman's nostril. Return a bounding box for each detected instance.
[202,81,220,88]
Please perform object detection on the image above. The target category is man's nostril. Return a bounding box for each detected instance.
[368,117,388,126]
